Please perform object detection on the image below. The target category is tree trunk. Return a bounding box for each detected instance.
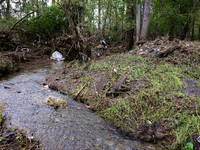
[125,0,134,50]
[102,0,110,38]
[6,0,10,19]
[198,25,200,40]
[98,0,101,32]
[191,17,195,40]
[121,0,125,32]
[156,0,162,37]
[140,0,152,41]
[35,0,39,16]
[63,3,77,37]
[136,0,141,43]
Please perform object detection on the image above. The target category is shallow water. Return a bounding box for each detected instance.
[0,61,156,150]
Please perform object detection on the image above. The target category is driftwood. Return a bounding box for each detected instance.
[110,71,131,93]
[156,44,182,58]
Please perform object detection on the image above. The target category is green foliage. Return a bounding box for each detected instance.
[186,142,193,150]
[150,0,198,39]
[101,99,133,131]
[18,4,67,41]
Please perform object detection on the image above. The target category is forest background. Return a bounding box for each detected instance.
[1,0,200,49]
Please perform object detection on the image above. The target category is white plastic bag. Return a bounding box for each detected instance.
[50,51,65,61]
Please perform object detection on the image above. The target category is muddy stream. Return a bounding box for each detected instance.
[0,62,156,150]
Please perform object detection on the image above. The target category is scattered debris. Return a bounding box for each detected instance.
[136,36,200,65]
[196,136,200,144]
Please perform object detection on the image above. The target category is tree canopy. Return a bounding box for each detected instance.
[1,0,200,43]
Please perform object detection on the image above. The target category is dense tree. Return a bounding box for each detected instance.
[1,0,200,47]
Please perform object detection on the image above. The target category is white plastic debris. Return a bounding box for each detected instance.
[50,51,65,61]
[21,48,29,52]
[196,136,200,143]
[146,120,152,125]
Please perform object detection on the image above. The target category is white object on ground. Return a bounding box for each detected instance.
[50,51,65,61]
[21,48,29,52]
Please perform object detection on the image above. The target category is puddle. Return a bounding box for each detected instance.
[0,62,157,150]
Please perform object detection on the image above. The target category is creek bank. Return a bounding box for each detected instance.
[0,62,157,150]
[46,43,200,149]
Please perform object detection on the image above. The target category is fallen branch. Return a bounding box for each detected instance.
[156,45,181,58]
[66,40,77,57]
[110,71,131,92]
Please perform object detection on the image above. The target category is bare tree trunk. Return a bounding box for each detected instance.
[198,25,200,40]
[109,5,112,31]
[102,0,110,38]
[121,0,125,32]
[63,3,76,37]
[92,7,95,31]
[98,0,101,32]
[136,0,141,43]
[191,17,195,40]
[140,0,152,41]
[156,0,162,37]
[6,0,10,19]
[35,0,39,16]
[125,0,134,50]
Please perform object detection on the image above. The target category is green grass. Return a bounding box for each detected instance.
[87,54,200,149]
[65,54,200,149]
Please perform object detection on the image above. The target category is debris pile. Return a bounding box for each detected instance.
[0,31,17,51]
[135,36,200,64]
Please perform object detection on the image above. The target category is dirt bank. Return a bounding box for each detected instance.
[46,38,200,149]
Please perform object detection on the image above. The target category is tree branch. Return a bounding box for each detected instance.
[11,12,34,31]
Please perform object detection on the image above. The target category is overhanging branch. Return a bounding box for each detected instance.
[11,12,35,31]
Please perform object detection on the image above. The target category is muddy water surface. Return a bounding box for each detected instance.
[0,62,156,150]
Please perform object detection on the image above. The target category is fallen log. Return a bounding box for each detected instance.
[156,44,182,58]
[11,12,34,31]
[110,71,131,93]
